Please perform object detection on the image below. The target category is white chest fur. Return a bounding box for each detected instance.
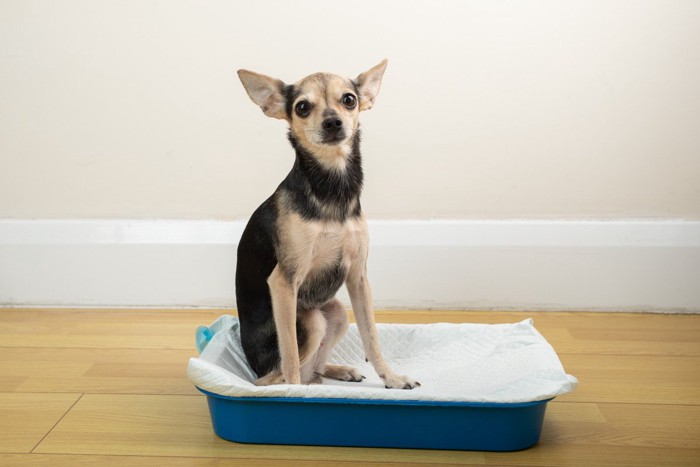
[277,213,368,286]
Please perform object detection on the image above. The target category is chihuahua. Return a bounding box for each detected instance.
[235,60,419,390]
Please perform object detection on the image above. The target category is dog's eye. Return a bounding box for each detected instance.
[342,93,357,110]
[295,100,312,118]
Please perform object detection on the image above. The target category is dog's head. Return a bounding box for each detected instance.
[238,60,387,166]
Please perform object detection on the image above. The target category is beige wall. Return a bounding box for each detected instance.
[1,0,698,220]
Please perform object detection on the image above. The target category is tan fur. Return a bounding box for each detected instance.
[275,205,365,284]
[271,205,416,388]
[264,207,365,386]
[289,73,360,172]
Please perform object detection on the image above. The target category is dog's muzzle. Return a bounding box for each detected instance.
[321,117,346,144]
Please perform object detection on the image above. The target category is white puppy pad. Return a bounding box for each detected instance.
[187,316,577,403]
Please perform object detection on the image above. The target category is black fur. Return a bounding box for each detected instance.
[286,130,363,221]
[236,130,364,378]
[282,83,300,119]
[297,258,346,311]
[235,196,280,376]
[350,80,361,102]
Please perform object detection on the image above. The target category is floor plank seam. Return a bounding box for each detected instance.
[563,401,700,407]
[29,393,84,454]
[551,400,700,407]
[0,391,206,397]
[13,452,481,465]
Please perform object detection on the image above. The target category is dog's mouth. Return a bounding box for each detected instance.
[320,130,347,145]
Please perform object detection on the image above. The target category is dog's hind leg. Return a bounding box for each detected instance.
[313,298,364,383]
[298,308,326,384]
[255,308,326,386]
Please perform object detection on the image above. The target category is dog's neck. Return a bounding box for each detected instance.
[283,130,363,221]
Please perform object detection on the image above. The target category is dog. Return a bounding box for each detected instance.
[235,60,419,390]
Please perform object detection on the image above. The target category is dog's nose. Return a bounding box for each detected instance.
[322,117,343,132]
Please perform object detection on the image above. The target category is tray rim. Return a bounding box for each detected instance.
[197,387,553,408]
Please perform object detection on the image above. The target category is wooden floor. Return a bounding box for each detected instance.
[0,309,698,466]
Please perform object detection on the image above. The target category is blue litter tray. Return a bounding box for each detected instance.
[198,387,550,451]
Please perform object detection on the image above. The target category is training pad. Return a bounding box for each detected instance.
[187,315,577,403]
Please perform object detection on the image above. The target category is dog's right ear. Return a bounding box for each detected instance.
[237,70,287,120]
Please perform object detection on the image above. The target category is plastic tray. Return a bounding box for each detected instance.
[198,387,550,451]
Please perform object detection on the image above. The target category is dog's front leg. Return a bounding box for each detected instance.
[267,265,301,385]
[346,265,420,390]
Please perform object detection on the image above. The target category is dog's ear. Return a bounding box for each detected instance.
[237,70,287,120]
[355,59,388,111]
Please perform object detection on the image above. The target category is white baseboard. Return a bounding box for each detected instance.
[1,219,698,312]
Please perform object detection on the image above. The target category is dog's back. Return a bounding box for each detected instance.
[235,195,279,376]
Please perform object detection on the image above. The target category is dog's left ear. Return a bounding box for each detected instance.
[237,69,288,120]
[355,59,388,111]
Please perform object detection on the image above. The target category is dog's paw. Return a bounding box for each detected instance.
[322,364,366,382]
[382,374,421,390]
[254,371,285,386]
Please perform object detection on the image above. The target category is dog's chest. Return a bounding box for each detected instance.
[279,215,367,309]
[307,218,365,274]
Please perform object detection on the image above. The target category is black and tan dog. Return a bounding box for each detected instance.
[235,60,419,389]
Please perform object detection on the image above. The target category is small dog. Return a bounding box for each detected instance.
[235,60,419,389]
